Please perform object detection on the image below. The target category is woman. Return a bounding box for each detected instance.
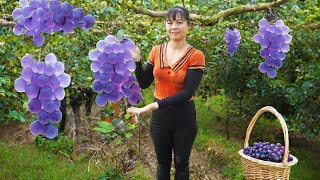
[127,6,205,180]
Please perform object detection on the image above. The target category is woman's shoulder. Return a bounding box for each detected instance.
[149,44,167,56]
[189,46,205,60]
[190,46,204,55]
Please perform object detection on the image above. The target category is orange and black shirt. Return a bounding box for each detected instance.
[135,43,205,109]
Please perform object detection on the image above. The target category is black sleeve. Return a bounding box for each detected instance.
[135,61,154,89]
[156,69,203,109]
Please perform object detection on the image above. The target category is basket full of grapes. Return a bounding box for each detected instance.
[238,106,298,180]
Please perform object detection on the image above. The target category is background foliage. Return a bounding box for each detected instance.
[0,0,319,139]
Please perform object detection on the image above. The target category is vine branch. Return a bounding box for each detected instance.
[0,1,288,28]
[134,0,288,25]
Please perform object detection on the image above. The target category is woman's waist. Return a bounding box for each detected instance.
[154,92,195,102]
[153,97,195,109]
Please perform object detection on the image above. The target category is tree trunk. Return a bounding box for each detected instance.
[70,93,82,158]
[85,89,93,117]
[59,99,67,132]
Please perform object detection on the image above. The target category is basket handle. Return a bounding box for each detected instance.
[244,106,289,164]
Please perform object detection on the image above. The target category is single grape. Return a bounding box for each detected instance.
[38,109,51,125]
[92,81,104,92]
[89,49,100,61]
[25,84,40,98]
[91,61,102,72]
[103,81,115,93]
[42,100,56,113]
[59,73,71,87]
[44,124,58,139]
[50,110,62,124]
[30,120,45,135]
[100,63,114,74]
[104,44,114,54]
[125,60,136,72]
[13,24,24,35]
[36,8,48,20]
[73,8,84,20]
[99,73,112,84]
[14,77,27,92]
[37,62,46,74]
[22,67,34,82]
[121,86,134,98]
[52,62,64,76]
[104,35,116,45]
[114,62,126,75]
[21,7,34,18]
[123,38,135,50]
[95,94,108,106]
[258,18,269,28]
[128,92,142,105]
[96,40,106,51]
[97,52,108,64]
[39,86,53,100]
[83,14,95,29]
[122,50,133,61]
[111,73,123,85]
[28,98,42,113]
[33,33,44,47]
[60,2,73,16]
[53,87,65,100]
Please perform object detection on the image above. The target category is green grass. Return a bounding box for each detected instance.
[127,160,154,180]
[194,96,320,180]
[290,148,320,180]
[0,141,156,180]
[0,141,102,179]
[194,96,244,179]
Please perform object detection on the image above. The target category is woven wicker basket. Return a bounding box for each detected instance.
[238,106,298,180]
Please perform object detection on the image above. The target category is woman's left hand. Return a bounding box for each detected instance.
[127,102,159,116]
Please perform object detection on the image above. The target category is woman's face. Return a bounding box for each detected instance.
[165,14,189,42]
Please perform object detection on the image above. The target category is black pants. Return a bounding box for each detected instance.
[150,100,198,180]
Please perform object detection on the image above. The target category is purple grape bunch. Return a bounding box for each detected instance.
[254,18,292,78]
[12,0,96,47]
[14,53,71,139]
[224,27,241,56]
[89,35,143,106]
[243,142,294,163]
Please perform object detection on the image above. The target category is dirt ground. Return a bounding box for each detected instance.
[133,125,223,180]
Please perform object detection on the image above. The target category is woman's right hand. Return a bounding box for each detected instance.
[130,45,141,62]
[127,102,159,116]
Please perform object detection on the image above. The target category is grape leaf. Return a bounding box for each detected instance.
[94,121,114,133]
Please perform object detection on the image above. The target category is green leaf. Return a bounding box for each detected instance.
[47,153,53,159]
[124,113,130,120]
[302,81,313,88]
[112,118,122,126]
[98,121,114,130]
[18,113,26,122]
[93,127,113,134]
[126,124,136,130]
[48,141,58,148]
[124,133,133,139]
[0,66,4,73]
[138,121,144,126]
[116,30,125,38]
[115,138,122,145]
